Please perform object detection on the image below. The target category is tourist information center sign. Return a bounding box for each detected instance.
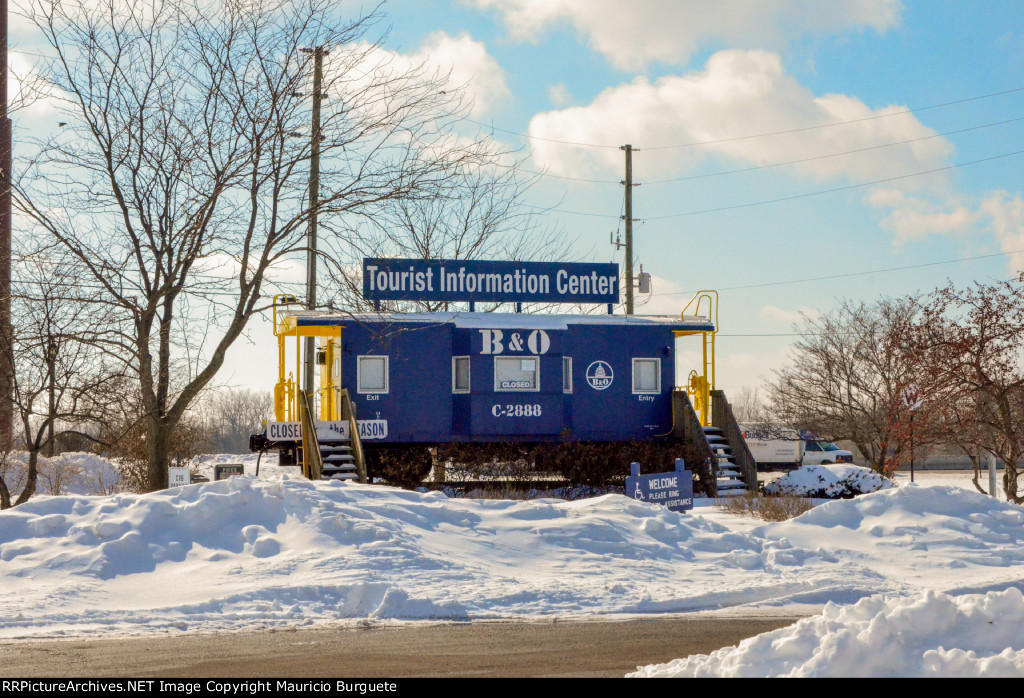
[362,258,620,305]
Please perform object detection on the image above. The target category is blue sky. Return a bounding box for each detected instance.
[13,0,1024,396]
[314,0,1024,396]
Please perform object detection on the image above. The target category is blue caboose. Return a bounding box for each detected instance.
[251,258,755,495]
[320,311,713,444]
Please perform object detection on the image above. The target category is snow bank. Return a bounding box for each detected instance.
[1,476,1022,639]
[0,476,852,638]
[630,588,1024,677]
[1,451,121,497]
[758,485,1024,592]
[764,464,894,498]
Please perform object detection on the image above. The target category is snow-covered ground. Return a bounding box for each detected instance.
[630,588,1024,677]
[2,455,1023,676]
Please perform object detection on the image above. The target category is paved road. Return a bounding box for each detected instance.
[0,616,800,678]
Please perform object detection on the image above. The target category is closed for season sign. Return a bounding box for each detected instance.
[358,420,388,439]
[266,420,388,441]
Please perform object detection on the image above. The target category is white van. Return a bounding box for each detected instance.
[740,424,854,469]
[801,438,854,466]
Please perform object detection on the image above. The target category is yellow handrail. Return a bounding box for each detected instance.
[680,290,718,427]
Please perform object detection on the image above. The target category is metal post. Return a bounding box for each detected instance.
[302,47,325,401]
[909,411,914,483]
[989,451,998,499]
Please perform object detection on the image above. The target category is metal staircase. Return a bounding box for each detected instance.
[297,389,367,483]
[702,426,747,497]
[709,389,758,497]
[317,425,360,481]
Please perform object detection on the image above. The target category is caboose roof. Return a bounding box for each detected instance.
[289,310,715,332]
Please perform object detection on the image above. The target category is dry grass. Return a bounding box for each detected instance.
[717,491,815,522]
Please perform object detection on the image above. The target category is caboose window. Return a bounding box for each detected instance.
[562,357,572,393]
[494,356,539,392]
[632,358,660,394]
[357,355,389,394]
[452,356,470,393]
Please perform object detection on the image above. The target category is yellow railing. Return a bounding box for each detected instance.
[677,290,718,427]
[271,295,343,423]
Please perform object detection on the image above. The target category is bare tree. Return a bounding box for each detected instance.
[199,387,274,452]
[730,385,771,424]
[768,297,935,475]
[16,0,507,490]
[910,276,1024,503]
[0,249,125,508]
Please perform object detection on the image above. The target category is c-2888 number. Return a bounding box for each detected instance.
[491,404,542,417]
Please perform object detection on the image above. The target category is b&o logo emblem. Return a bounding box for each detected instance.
[586,361,614,390]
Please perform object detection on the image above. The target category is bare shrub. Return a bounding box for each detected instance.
[35,456,83,496]
[718,492,815,522]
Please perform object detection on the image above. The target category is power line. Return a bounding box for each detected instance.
[12,254,308,288]
[645,148,1024,221]
[651,249,1024,297]
[530,147,1024,221]
[469,85,1024,150]
[10,276,302,299]
[645,86,1024,150]
[516,114,1024,186]
[643,115,1024,184]
[466,117,622,149]
[519,169,620,185]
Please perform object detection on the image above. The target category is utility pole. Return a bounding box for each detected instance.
[620,144,635,315]
[0,0,11,450]
[301,46,326,401]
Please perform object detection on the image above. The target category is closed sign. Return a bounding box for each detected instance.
[267,421,302,441]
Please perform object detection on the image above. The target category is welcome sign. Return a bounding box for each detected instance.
[362,258,619,305]
[626,459,694,512]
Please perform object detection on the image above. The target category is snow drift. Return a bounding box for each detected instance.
[1,451,121,497]
[764,464,894,498]
[0,476,1022,640]
[630,588,1024,677]
[0,475,846,638]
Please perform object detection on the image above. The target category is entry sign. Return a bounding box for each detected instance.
[626,459,694,512]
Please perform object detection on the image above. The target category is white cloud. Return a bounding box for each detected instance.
[527,50,951,185]
[980,192,1024,274]
[410,32,510,117]
[866,188,1024,274]
[340,32,509,119]
[716,345,795,396]
[760,305,821,326]
[471,0,901,71]
[10,52,61,120]
[548,83,573,108]
[866,188,981,243]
